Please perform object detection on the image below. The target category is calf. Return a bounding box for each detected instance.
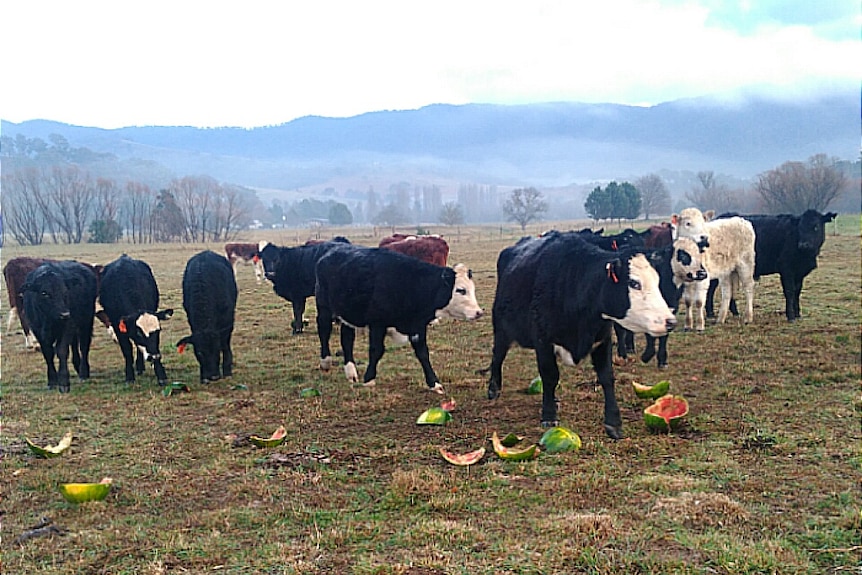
[486,232,676,438]
[100,254,173,386]
[225,242,264,283]
[378,234,449,267]
[4,256,111,350]
[672,208,756,327]
[176,251,238,383]
[315,244,483,394]
[258,237,350,334]
[20,261,98,392]
[706,210,837,321]
[641,222,674,249]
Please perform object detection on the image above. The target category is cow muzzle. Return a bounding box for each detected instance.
[665,317,678,332]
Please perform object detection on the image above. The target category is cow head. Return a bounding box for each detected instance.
[436,264,484,321]
[671,208,711,244]
[21,265,72,322]
[176,332,221,383]
[602,254,677,337]
[671,237,709,284]
[118,309,173,361]
[797,209,837,252]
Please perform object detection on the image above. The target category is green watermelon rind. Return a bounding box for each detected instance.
[644,395,689,432]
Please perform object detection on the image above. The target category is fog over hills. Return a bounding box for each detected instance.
[3,90,857,208]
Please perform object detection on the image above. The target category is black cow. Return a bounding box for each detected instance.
[315,244,483,394]
[259,237,351,334]
[486,232,676,438]
[176,251,238,383]
[707,210,837,321]
[21,261,98,392]
[100,254,173,386]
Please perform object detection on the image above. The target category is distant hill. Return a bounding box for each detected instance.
[3,90,858,198]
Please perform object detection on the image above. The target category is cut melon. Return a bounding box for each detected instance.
[632,380,671,399]
[439,446,485,466]
[539,426,582,453]
[440,398,457,412]
[59,477,112,503]
[499,432,524,448]
[249,425,288,447]
[644,395,689,432]
[491,432,539,461]
[416,407,452,425]
[162,382,190,397]
[26,431,73,458]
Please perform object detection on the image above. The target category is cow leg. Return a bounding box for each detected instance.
[221,331,233,378]
[118,335,137,383]
[591,335,622,440]
[153,356,168,386]
[613,323,628,360]
[317,308,334,370]
[70,335,82,374]
[780,273,799,321]
[254,259,264,283]
[409,328,444,394]
[791,276,804,320]
[40,341,59,389]
[360,326,387,386]
[640,334,657,364]
[487,328,512,400]
[656,335,669,368]
[55,338,72,393]
[339,324,358,382]
[5,308,16,334]
[705,279,718,318]
[740,274,755,324]
[77,329,92,380]
[535,344,560,427]
[291,299,307,335]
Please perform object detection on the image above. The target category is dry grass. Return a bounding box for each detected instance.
[2,217,860,574]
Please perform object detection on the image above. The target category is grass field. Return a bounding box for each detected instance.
[2,217,860,574]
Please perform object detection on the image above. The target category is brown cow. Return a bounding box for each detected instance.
[3,257,113,350]
[378,234,449,267]
[225,242,264,283]
[642,222,673,249]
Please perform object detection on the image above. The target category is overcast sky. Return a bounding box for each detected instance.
[3,0,859,129]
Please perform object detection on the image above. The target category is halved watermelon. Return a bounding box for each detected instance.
[249,425,288,447]
[439,446,485,466]
[26,431,73,458]
[59,477,112,503]
[491,432,539,460]
[644,395,689,432]
[416,407,452,425]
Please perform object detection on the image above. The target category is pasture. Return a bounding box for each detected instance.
[2,218,860,574]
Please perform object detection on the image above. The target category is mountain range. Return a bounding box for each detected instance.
[2,90,858,204]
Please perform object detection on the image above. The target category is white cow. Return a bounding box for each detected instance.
[672,208,756,328]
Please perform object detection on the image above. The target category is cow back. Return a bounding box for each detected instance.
[182,251,237,332]
[100,254,160,319]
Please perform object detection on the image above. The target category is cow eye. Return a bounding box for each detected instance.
[455,287,467,296]
[40,291,50,298]
[628,279,641,290]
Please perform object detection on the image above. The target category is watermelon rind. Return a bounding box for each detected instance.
[249,425,288,447]
[491,432,539,461]
[416,407,453,425]
[526,377,543,395]
[439,446,486,466]
[26,431,73,458]
[632,380,671,399]
[59,478,112,503]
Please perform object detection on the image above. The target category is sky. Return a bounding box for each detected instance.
[3,0,859,129]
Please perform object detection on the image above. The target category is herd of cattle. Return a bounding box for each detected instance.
[3,208,836,438]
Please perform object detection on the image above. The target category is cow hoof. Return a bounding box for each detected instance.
[344,362,359,382]
[59,385,71,394]
[612,356,628,366]
[658,363,669,370]
[541,420,559,428]
[319,356,333,371]
[487,388,500,400]
[360,379,376,388]
[603,424,623,440]
[429,382,445,395]
[158,380,168,387]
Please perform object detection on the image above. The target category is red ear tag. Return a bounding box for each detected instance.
[118,319,128,333]
[606,263,619,283]
[253,255,260,263]
[177,343,186,354]
[611,240,618,251]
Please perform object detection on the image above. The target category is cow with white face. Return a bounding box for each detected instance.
[100,255,173,386]
[672,208,756,326]
[315,244,483,394]
[487,231,676,438]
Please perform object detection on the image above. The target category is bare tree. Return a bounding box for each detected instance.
[1,168,46,245]
[634,174,671,219]
[93,178,121,224]
[684,170,738,213]
[503,187,548,231]
[756,154,846,214]
[170,176,220,242]
[215,184,252,240]
[123,181,154,243]
[30,165,94,244]
[439,201,465,226]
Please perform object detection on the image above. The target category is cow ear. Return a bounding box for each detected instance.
[823,212,837,223]
[176,335,193,353]
[157,309,174,321]
[118,319,128,333]
[704,210,715,221]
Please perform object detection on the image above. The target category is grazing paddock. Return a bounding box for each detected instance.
[2,218,860,574]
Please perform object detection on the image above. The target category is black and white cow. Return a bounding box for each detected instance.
[100,254,173,386]
[486,231,676,439]
[176,251,238,383]
[258,237,351,334]
[315,244,483,394]
[21,261,98,392]
[707,210,838,321]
